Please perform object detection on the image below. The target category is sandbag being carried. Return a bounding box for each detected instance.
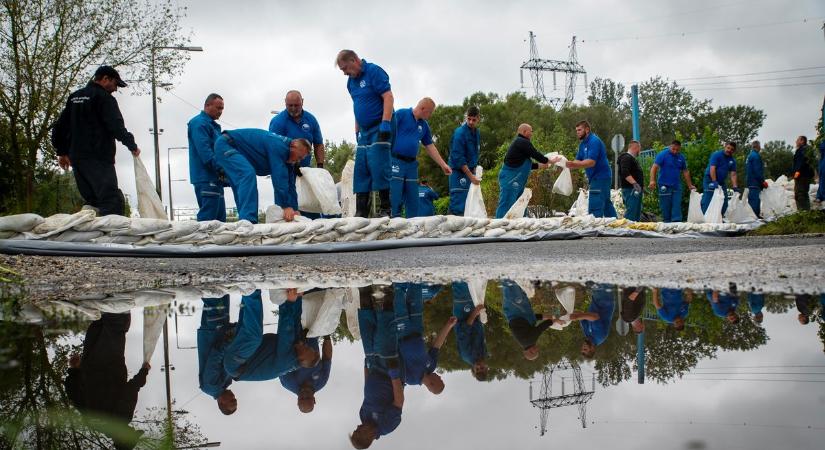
[340,160,356,218]
[703,187,725,224]
[133,154,167,219]
[546,152,573,196]
[687,190,704,223]
[143,305,166,363]
[464,166,487,218]
[296,168,343,215]
[503,188,532,219]
[467,278,488,324]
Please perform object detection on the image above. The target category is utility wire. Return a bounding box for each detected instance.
[692,365,825,369]
[683,372,825,375]
[680,378,825,382]
[690,80,825,91]
[679,73,825,87]
[672,65,825,81]
[594,419,825,430]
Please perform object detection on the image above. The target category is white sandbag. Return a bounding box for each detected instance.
[143,305,166,363]
[464,166,487,218]
[344,287,361,340]
[504,188,532,219]
[467,278,488,324]
[553,168,574,196]
[120,218,172,236]
[306,289,346,338]
[550,286,576,330]
[569,189,589,216]
[703,187,725,224]
[0,213,44,233]
[340,160,357,218]
[73,214,132,233]
[133,154,167,220]
[725,189,758,223]
[761,183,789,219]
[53,230,104,242]
[687,190,704,223]
[296,168,343,215]
[29,210,96,238]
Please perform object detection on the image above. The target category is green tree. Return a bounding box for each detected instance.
[633,76,712,145]
[700,105,766,147]
[0,0,191,215]
[588,77,626,110]
[323,139,355,182]
[761,140,794,179]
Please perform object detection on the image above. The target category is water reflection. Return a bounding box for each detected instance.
[1,279,823,449]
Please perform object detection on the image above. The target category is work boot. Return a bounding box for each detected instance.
[377,189,391,218]
[355,192,370,218]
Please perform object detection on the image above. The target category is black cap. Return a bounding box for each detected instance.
[94,65,127,87]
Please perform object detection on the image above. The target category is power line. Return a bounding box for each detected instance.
[693,365,825,369]
[679,73,825,87]
[684,372,825,375]
[595,419,825,430]
[672,65,825,81]
[165,90,240,128]
[690,80,825,91]
[680,378,825,382]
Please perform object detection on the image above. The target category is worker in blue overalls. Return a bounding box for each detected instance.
[389,98,451,218]
[448,106,481,215]
[745,140,767,218]
[501,279,558,361]
[269,90,326,219]
[648,140,697,222]
[279,334,332,414]
[551,120,617,217]
[747,293,765,324]
[336,49,395,218]
[495,124,550,218]
[580,284,615,358]
[213,129,311,223]
[393,282,455,395]
[707,290,740,324]
[187,93,227,221]
[417,180,440,216]
[701,141,740,215]
[452,281,488,381]
[351,284,403,449]
[653,288,692,331]
[817,140,825,204]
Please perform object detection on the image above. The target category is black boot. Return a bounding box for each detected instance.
[356,192,371,218]
[377,189,391,217]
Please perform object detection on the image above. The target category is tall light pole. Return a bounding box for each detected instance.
[167,146,188,220]
[151,45,203,197]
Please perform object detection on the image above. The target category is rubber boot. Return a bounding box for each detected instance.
[356,192,371,218]
[377,189,391,218]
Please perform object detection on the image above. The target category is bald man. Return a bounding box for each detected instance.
[495,124,549,218]
[389,98,451,218]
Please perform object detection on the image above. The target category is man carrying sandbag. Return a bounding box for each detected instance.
[495,124,550,218]
[448,106,482,215]
[214,129,311,223]
[51,66,141,216]
[701,141,740,215]
[617,140,644,221]
[649,140,696,222]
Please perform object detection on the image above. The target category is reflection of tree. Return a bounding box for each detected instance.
[133,403,206,449]
[644,326,716,383]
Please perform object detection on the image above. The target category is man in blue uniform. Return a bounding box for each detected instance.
[501,279,558,361]
[452,282,488,381]
[389,98,451,218]
[648,140,696,222]
[580,284,615,358]
[448,106,481,215]
[495,124,549,218]
[213,129,311,223]
[747,293,765,324]
[745,140,768,218]
[279,335,332,414]
[417,180,440,216]
[792,136,815,211]
[337,50,395,218]
[653,288,692,331]
[701,141,740,215]
[52,65,141,217]
[393,283,456,394]
[707,290,740,324]
[187,93,226,221]
[552,120,617,218]
[351,285,403,449]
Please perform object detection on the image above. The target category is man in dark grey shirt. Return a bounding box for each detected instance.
[617,140,644,221]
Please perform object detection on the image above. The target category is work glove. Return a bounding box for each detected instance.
[632,183,643,195]
[708,181,718,190]
[217,168,231,187]
[762,181,769,189]
[295,165,303,177]
[793,171,800,179]
[377,120,392,143]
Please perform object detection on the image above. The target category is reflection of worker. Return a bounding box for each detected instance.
[653,288,692,331]
[580,284,615,358]
[501,279,558,361]
[452,282,488,381]
[621,287,646,333]
[795,294,814,325]
[279,335,332,413]
[65,313,148,450]
[448,106,481,215]
[747,293,765,324]
[352,285,402,449]
[707,290,740,324]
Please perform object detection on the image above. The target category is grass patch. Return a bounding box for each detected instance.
[748,210,825,235]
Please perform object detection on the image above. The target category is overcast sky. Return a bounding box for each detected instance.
[107,0,825,213]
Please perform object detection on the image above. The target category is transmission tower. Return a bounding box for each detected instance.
[528,358,595,435]
[520,32,587,108]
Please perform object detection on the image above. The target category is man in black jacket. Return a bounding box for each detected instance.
[792,135,815,211]
[51,66,141,216]
[618,141,644,221]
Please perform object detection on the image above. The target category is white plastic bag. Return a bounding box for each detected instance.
[687,190,704,223]
[546,152,573,196]
[464,166,487,218]
[550,286,576,331]
[503,188,532,219]
[725,189,758,223]
[296,167,343,215]
[340,160,356,218]
[703,187,725,223]
[467,278,488,324]
[133,154,167,219]
[569,189,589,216]
[143,305,166,363]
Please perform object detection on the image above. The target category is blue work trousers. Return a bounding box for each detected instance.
[700,183,729,215]
[588,178,618,218]
[224,291,264,378]
[747,186,762,218]
[214,136,259,223]
[194,181,227,222]
[495,160,531,218]
[354,123,391,193]
[448,170,473,215]
[358,307,398,373]
[620,187,642,221]
[657,184,683,222]
[818,160,825,201]
[390,157,419,218]
[393,283,424,339]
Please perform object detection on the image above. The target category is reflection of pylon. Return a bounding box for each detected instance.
[529,358,595,435]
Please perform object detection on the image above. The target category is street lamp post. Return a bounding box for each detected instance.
[167,146,188,220]
[151,45,203,197]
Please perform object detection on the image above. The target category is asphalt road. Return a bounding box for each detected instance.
[3,234,823,301]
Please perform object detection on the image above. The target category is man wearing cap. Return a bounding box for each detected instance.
[188,93,226,221]
[52,65,141,216]
[336,49,394,218]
